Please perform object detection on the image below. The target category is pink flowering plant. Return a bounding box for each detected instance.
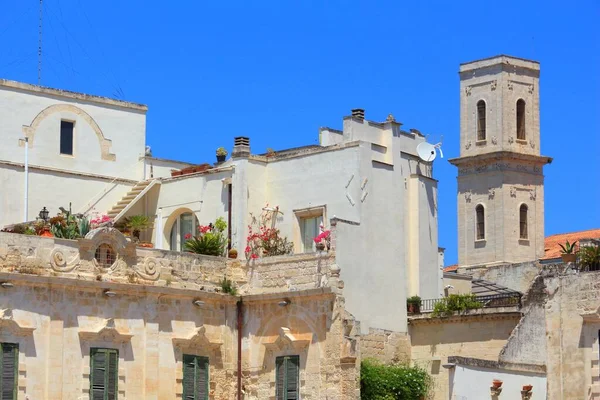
[184,217,228,256]
[90,214,112,229]
[313,224,331,250]
[245,205,293,260]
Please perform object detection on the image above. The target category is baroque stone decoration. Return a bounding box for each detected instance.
[20,103,116,161]
[491,136,498,145]
[263,327,312,354]
[490,80,497,91]
[488,188,495,199]
[465,86,472,96]
[80,227,136,272]
[78,318,132,343]
[508,136,515,144]
[464,191,472,203]
[0,308,35,336]
[507,81,514,91]
[510,187,517,197]
[172,326,223,350]
[49,246,80,272]
[465,140,472,150]
[529,190,537,201]
[528,84,534,94]
[530,141,536,149]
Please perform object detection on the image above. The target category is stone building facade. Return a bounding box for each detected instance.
[0,227,359,399]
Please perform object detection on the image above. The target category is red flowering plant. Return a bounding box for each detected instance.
[313,223,331,251]
[184,217,228,256]
[245,205,293,260]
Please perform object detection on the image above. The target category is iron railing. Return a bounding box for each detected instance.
[418,293,522,313]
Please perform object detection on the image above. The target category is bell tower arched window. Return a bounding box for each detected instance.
[476,204,485,240]
[519,204,528,239]
[477,100,486,141]
[516,99,526,140]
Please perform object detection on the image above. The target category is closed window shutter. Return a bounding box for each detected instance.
[0,343,18,400]
[91,349,107,400]
[107,350,118,400]
[275,357,285,400]
[182,355,196,400]
[285,356,299,400]
[196,357,208,400]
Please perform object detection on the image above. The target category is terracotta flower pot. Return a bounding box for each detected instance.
[523,384,532,391]
[40,229,53,238]
[492,380,503,389]
[315,242,326,251]
[561,253,576,263]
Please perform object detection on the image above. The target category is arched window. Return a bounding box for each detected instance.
[476,205,485,240]
[477,100,486,141]
[95,243,116,268]
[169,212,199,251]
[520,204,528,239]
[516,99,526,140]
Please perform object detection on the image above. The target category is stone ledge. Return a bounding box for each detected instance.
[408,307,521,325]
[448,356,546,374]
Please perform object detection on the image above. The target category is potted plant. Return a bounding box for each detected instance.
[216,147,228,163]
[492,379,503,389]
[123,215,153,243]
[228,248,238,259]
[406,295,421,314]
[559,240,578,263]
[522,384,532,391]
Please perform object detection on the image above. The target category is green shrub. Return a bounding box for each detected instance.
[184,217,228,256]
[431,294,482,317]
[220,277,237,296]
[360,358,432,400]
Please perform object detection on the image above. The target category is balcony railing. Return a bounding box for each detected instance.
[418,293,522,313]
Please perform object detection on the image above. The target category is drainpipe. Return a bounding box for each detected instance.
[237,299,243,400]
[23,137,29,222]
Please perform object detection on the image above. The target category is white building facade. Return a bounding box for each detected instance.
[0,80,442,332]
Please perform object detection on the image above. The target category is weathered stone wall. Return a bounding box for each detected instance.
[360,328,411,364]
[0,229,359,399]
[465,260,541,293]
[409,309,521,400]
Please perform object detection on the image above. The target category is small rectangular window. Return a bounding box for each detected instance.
[0,343,18,400]
[276,355,299,400]
[182,354,209,400]
[60,121,74,155]
[300,216,322,253]
[90,348,118,400]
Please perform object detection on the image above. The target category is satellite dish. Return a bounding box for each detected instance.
[417,140,444,162]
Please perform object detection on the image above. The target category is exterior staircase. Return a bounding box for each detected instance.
[107,179,161,223]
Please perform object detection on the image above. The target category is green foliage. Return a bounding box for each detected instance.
[216,147,228,156]
[24,226,36,235]
[431,294,482,317]
[184,218,228,257]
[50,221,80,239]
[123,215,153,240]
[220,277,237,296]
[406,296,421,306]
[260,230,294,256]
[558,240,577,254]
[360,359,432,400]
[12,224,27,234]
[78,217,91,237]
[580,245,600,270]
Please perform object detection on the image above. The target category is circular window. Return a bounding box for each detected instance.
[95,243,116,268]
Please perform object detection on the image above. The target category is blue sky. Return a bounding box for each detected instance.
[1,0,598,265]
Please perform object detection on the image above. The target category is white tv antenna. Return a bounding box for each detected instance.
[416,140,443,162]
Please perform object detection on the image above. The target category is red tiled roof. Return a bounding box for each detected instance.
[541,228,600,260]
[443,264,458,272]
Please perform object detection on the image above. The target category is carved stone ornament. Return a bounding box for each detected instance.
[263,327,311,353]
[528,84,534,94]
[529,190,537,201]
[78,318,132,343]
[490,80,497,91]
[507,81,514,91]
[491,136,498,145]
[465,86,472,96]
[386,113,396,122]
[50,247,81,272]
[465,140,472,150]
[508,136,515,144]
[510,187,517,197]
[464,192,472,203]
[530,141,536,149]
[488,188,495,199]
[0,308,35,336]
[172,326,223,350]
[134,257,161,281]
[79,228,136,272]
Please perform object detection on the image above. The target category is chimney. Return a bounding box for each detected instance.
[351,108,365,121]
[232,136,250,158]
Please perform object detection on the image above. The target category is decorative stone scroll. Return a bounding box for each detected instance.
[79,228,136,272]
[49,247,81,272]
[134,257,161,281]
[78,318,132,343]
[263,327,311,353]
[0,309,35,336]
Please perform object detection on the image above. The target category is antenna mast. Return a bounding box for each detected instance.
[38,0,43,85]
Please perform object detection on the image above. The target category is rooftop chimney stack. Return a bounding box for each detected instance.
[351,108,365,121]
[232,136,250,158]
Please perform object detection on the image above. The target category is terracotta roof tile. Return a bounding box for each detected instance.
[542,228,600,260]
[443,264,458,272]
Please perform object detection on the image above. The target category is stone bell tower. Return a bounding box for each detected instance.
[449,55,552,268]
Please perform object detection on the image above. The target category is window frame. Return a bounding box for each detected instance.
[0,342,19,400]
[519,204,528,240]
[60,120,75,156]
[293,205,326,254]
[90,347,119,400]
[169,212,199,252]
[182,354,209,400]
[475,204,485,241]
[476,100,487,141]
[516,99,526,141]
[275,355,300,400]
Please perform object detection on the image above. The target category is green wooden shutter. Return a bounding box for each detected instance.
[196,357,209,400]
[90,348,118,400]
[286,356,299,400]
[275,357,285,400]
[0,343,18,400]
